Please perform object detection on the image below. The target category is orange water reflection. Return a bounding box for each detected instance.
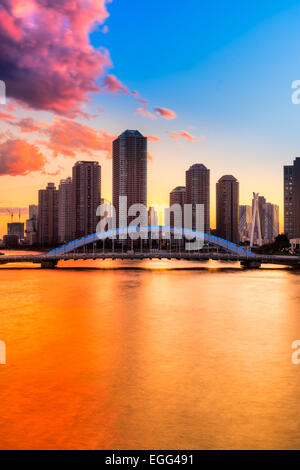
[0,258,300,449]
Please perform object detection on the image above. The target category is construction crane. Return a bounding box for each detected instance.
[6,209,13,222]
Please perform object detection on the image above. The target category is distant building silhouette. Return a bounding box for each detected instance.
[7,222,24,241]
[169,186,186,228]
[185,164,210,233]
[284,158,300,239]
[25,205,38,245]
[216,175,239,243]
[113,130,147,228]
[72,161,101,239]
[38,183,59,246]
[58,177,72,243]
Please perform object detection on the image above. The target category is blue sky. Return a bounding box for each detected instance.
[2,0,300,232]
[89,0,300,228]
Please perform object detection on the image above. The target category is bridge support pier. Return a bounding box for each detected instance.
[41,260,58,269]
[240,260,261,269]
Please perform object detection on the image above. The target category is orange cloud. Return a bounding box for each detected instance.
[0,139,47,175]
[169,130,198,142]
[155,107,177,120]
[38,117,117,158]
[147,135,161,142]
[0,111,16,120]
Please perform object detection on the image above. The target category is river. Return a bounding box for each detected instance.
[0,253,300,449]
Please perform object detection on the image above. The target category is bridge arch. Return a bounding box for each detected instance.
[47,226,255,257]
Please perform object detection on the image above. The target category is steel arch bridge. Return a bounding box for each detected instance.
[47,225,255,257]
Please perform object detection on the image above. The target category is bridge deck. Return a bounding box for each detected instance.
[0,252,300,267]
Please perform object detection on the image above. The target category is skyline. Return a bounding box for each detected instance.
[2,1,300,235]
[0,130,288,237]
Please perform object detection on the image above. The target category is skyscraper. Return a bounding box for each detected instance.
[72,161,101,239]
[169,186,186,228]
[185,164,210,233]
[113,130,147,228]
[58,177,72,243]
[38,183,59,246]
[284,158,300,239]
[263,203,279,242]
[216,175,239,243]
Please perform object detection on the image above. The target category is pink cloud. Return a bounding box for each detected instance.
[0,139,47,175]
[0,0,112,116]
[135,107,156,119]
[132,91,156,119]
[155,107,177,120]
[102,25,109,34]
[101,74,130,95]
[9,117,42,133]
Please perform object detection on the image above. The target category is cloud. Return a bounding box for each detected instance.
[38,116,117,158]
[0,110,16,120]
[135,107,156,119]
[0,139,47,175]
[101,74,130,95]
[147,152,153,161]
[0,0,112,116]
[154,107,177,120]
[132,90,156,119]
[169,130,198,142]
[102,25,109,34]
[147,135,161,142]
[9,117,42,133]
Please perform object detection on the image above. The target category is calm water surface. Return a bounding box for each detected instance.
[1,252,300,449]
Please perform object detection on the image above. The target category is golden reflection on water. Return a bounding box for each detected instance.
[0,256,300,449]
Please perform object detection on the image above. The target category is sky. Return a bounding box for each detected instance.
[1,0,300,235]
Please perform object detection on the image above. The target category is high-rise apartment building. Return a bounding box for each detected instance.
[263,203,279,242]
[113,130,147,228]
[169,186,186,228]
[216,175,239,243]
[284,158,300,239]
[38,183,59,246]
[72,161,101,239]
[185,164,210,233]
[58,177,73,243]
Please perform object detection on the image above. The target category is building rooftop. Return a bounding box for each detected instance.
[188,163,208,171]
[119,130,145,138]
[218,175,238,182]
